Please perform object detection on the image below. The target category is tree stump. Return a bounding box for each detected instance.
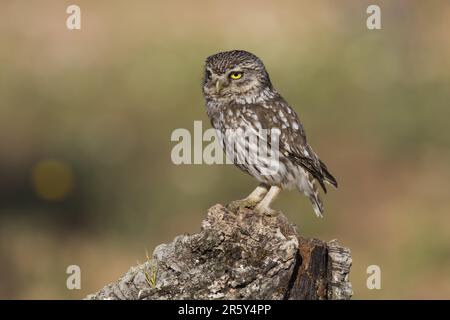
[86,204,352,300]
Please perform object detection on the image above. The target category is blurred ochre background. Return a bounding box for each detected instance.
[0,0,449,299]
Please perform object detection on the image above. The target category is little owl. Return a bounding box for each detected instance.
[203,50,337,217]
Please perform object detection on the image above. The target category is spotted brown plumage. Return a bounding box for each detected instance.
[203,50,337,217]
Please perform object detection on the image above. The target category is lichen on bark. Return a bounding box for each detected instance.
[86,204,352,300]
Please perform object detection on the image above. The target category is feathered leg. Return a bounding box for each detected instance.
[254,186,282,216]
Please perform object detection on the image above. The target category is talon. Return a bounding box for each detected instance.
[227,198,260,212]
[254,205,280,217]
[226,184,270,213]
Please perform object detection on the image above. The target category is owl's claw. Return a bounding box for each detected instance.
[254,205,281,217]
[226,198,261,213]
[226,184,270,213]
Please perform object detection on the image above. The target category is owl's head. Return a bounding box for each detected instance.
[203,50,272,102]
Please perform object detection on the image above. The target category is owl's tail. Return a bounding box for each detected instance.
[308,192,324,218]
[305,173,324,217]
[319,159,338,189]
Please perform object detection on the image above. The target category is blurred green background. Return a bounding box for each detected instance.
[1,0,449,299]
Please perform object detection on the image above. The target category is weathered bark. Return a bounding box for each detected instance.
[86,204,352,300]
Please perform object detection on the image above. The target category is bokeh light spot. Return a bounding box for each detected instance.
[31,160,75,201]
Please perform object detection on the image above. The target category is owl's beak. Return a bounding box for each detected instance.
[215,79,223,94]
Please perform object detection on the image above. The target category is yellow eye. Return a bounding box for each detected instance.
[229,72,243,80]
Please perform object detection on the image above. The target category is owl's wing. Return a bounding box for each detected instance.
[228,99,337,192]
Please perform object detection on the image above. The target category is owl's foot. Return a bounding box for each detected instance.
[226,184,270,213]
[253,186,282,216]
[226,198,260,212]
[254,204,281,217]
